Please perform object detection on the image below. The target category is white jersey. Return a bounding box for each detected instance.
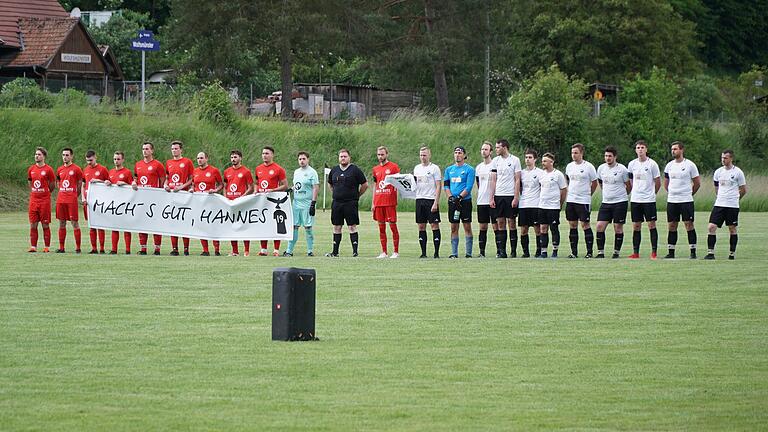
[519,167,544,208]
[597,163,630,204]
[490,154,521,196]
[713,166,746,208]
[413,163,441,200]
[384,174,417,199]
[565,160,598,204]
[664,159,699,203]
[538,169,567,210]
[627,157,661,203]
[474,161,493,205]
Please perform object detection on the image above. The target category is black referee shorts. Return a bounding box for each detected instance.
[331,200,360,226]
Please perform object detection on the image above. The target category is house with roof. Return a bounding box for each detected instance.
[0,0,123,100]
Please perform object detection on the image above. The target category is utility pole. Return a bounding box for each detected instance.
[484,0,490,114]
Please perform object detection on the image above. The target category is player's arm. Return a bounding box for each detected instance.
[358,180,369,197]
[590,179,598,195]
[178,174,193,192]
[624,178,632,194]
[691,175,701,196]
[512,171,521,207]
[274,177,289,192]
[653,176,661,194]
[739,184,747,199]
[431,176,441,212]
[461,169,474,199]
[210,180,224,194]
[489,171,497,208]
[560,186,568,207]
[443,170,452,197]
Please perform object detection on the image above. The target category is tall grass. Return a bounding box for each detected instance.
[2,107,767,211]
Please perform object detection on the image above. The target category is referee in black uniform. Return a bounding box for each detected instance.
[326,148,368,257]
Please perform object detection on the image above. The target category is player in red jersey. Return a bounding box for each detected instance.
[371,146,401,258]
[103,151,134,254]
[131,142,166,255]
[164,140,194,256]
[55,148,84,253]
[223,149,254,256]
[254,146,288,256]
[27,147,55,252]
[81,150,109,254]
[193,151,224,256]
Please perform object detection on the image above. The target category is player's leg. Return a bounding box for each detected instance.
[28,202,40,251]
[462,219,473,258]
[138,232,148,254]
[98,229,106,253]
[123,232,132,254]
[727,217,738,260]
[71,211,82,253]
[539,223,550,258]
[377,222,388,257]
[507,211,518,258]
[328,201,343,257]
[496,216,507,258]
[231,240,240,256]
[152,234,162,255]
[612,202,627,258]
[565,203,579,257]
[213,240,221,256]
[170,236,179,255]
[244,240,250,257]
[449,221,460,258]
[630,203,642,258]
[595,203,609,258]
[706,206,724,259]
[41,201,51,251]
[111,230,120,254]
[665,203,680,259]
[85,204,98,253]
[259,239,269,256]
[286,206,303,256]
[183,237,190,255]
[347,202,360,257]
[200,239,210,256]
[533,224,542,257]
[520,224,530,257]
[683,202,697,259]
[388,208,399,257]
[55,201,67,252]
[430,220,441,258]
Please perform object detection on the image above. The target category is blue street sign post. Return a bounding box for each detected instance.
[129,30,160,112]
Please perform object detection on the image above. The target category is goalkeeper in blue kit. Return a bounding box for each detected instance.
[444,146,475,258]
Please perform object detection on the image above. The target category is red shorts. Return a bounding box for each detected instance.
[373,206,397,223]
[29,199,51,224]
[56,201,79,221]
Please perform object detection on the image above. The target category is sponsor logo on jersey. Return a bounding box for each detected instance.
[229,183,238,192]
[62,179,70,189]
[199,182,207,191]
[294,182,302,191]
[33,180,41,189]
[260,180,269,189]
[172,174,180,183]
[378,180,387,190]
[140,176,148,185]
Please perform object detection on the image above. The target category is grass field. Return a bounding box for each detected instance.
[1,211,767,430]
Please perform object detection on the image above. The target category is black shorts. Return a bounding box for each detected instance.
[494,195,518,219]
[518,207,538,227]
[709,206,739,227]
[416,199,441,224]
[667,201,695,223]
[565,202,591,222]
[477,204,495,224]
[331,200,359,226]
[630,202,658,223]
[448,199,473,223]
[538,208,561,226]
[597,201,628,224]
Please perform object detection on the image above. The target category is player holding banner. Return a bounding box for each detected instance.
[132,142,166,255]
[285,151,319,257]
[27,147,55,252]
[193,151,223,256]
[104,151,133,254]
[82,150,109,254]
[223,149,254,256]
[254,146,288,256]
[372,146,400,258]
[164,140,194,256]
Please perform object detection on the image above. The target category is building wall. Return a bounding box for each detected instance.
[47,24,106,75]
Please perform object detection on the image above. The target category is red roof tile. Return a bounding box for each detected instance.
[0,17,77,68]
[0,0,68,49]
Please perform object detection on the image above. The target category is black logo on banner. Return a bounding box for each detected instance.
[268,194,289,234]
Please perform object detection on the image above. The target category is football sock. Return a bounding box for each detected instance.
[59,227,67,250]
[98,229,105,251]
[596,231,606,253]
[614,233,624,253]
[584,228,594,255]
[432,229,441,255]
[632,230,641,254]
[89,228,97,250]
[520,234,529,256]
[451,236,459,256]
[509,230,517,255]
[551,226,560,249]
[479,230,487,255]
[569,228,578,255]
[535,234,542,256]
[43,226,51,247]
[540,232,549,250]
[390,223,400,253]
[687,229,697,250]
[494,229,501,254]
[213,240,220,253]
[668,230,678,249]
[153,234,162,251]
[378,223,388,253]
[123,232,132,252]
[650,227,658,252]
[730,234,738,254]
[287,227,299,253]
[419,231,428,255]
[171,236,179,250]
[139,233,148,251]
[707,234,716,253]
[332,233,341,255]
[497,230,507,255]
[30,227,38,247]
[231,241,240,255]
[274,240,281,251]
[465,236,473,256]
[350,232,359,254]
[260,240,268,250]
[201,240,209,253]
[305,228,314,253]
[183,237,190,252]
[74,228,81,250]
[111,231,119,252]
[244,240,250,254]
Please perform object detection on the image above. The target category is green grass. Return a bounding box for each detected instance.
[1,211,767,430]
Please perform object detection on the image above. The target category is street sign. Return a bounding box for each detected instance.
[129,30,161,112]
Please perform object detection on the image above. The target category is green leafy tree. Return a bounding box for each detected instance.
[87,10,152,80]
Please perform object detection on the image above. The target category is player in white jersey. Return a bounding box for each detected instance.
[663,141,701,259]
[474,141,499,257]
[519,149,545,258]
[488,139,522,258]
[705,149,747,260]
[537,152,567,259]
[564,143,598,258]
[595,146,631,258]
[627,140,661,259]
[414,146,442,258]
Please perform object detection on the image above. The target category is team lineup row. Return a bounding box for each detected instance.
[26,139,746,260]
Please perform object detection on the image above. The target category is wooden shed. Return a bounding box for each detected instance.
[294,83,420,121]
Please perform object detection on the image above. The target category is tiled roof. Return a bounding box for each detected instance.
[0,0,68,49]
[0,17,77,68]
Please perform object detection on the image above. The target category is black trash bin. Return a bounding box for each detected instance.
[272,267,317,341]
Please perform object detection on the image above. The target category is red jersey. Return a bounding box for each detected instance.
[372,161,400,207]
[134,159,166,188]
[165,157,194,189]
[83,163,109,194]
[223,165,254,199]
[56,163,84,204]
[28,163,54,201]
[109,167,133,184]
[254,162,286,193]
[193,165,222,192]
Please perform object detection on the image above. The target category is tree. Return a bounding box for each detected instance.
[88,10,152,80]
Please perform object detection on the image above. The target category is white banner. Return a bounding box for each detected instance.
[86,182,293,240]
[384,174,417,199]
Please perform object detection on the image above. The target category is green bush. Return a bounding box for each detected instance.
[192,81,237,127]
[0,78,54,108]
[54,88,89,107]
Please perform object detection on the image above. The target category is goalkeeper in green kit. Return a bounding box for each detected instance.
[284,151,320,256]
